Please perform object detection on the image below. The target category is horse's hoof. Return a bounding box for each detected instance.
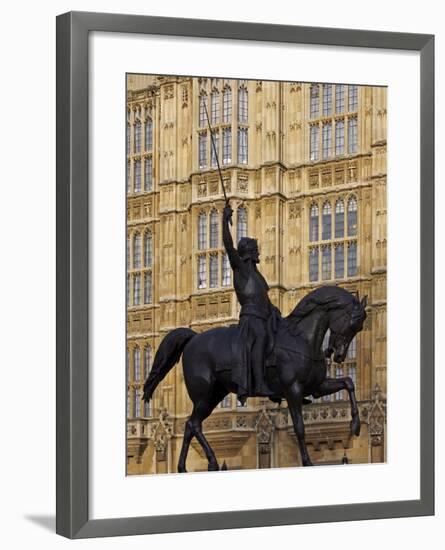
[303,460,313,467]
[350,417,361,437]
[178,466,187,473]
[208,462,219,471]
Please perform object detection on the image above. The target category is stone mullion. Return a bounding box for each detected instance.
[154,93,160,194]
[255,82,262,167]
[283,84,290,166]
[172,82,179,183]
[232,80,238,166]
[302,84,310,165]
[299,200,307,286]
[246,80,254,169]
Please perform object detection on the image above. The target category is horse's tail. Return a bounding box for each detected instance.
[143,328,196,403]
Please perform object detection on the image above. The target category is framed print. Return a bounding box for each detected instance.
[56,11,434,539]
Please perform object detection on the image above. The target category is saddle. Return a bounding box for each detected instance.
[215,307,281,401]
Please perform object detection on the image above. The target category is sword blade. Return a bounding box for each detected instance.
[203,99,229,205]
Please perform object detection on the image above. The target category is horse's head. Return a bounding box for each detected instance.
[325,294,367,363]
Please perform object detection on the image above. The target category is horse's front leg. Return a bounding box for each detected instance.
[312,377,360,436]
[284,382,313,466]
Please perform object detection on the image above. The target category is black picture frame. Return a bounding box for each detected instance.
[56,11,435,539]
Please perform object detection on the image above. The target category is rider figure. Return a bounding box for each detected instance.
[222,204,274,396]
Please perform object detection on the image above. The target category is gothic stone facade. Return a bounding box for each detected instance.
[126,74,387,474]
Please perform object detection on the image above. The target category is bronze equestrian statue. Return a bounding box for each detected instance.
[143,206,367,471]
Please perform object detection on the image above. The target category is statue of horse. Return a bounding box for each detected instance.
[143,285,367,471]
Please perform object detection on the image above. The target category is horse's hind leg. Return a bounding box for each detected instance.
[312,377,360,436]
[177,385,228,473]
[284,381,313,466]
[190,402,220,471]
[177,421,194,473]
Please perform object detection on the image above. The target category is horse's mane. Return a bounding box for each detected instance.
[285,286,356,333]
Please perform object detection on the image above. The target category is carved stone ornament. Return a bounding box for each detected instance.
[255,405,275,445]
[368,384,386,447]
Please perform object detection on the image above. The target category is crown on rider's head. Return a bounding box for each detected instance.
[237,237,258,258]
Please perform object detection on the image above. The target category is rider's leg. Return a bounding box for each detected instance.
[251,321,268,394]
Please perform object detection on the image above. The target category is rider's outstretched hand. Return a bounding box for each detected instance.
[223,204,233,221]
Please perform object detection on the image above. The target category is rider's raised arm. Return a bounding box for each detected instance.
[222,206,242,269]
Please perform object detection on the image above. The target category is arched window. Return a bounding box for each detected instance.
[144,346,152,379]
[134,120,141,153]
[211,91,219,124]
[144,272,152,304]
[210,210,219,248]
[134,347,140,382]
[133,233,141,268]
[237,207,247,243]
[145,118,153,150]
[322,202,332,240]
[144,232,152,267]
[238,86,248,123]
[126,235,130,267]
[309,204,319,242]
[126,349,130,380]
[126,124,131,155]
[198,212,207,250]
[347,196,358,236]
[310,84,319,118]
[223,87,232,123]
[335,200,345,238]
